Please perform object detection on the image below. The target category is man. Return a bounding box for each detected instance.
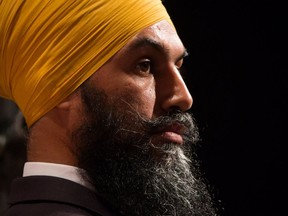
[0,0,218,215]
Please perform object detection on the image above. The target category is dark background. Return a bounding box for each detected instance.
[164,0,288,215]
[1,0,287,215]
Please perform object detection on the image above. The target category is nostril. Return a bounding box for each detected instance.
[167,107,182,115]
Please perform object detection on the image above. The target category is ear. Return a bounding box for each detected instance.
[56,90,82,111]
[47,89,83,131]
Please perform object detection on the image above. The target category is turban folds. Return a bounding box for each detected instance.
[0,0,173,127]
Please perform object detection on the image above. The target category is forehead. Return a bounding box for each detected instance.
[120,20,185,55]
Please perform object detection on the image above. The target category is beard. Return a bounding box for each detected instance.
[72,83,218,216]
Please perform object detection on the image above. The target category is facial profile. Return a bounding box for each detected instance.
[72,21,218,216]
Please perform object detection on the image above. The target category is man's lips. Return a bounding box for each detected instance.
[151,122,188,145]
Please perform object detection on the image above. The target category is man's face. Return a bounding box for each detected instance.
[85,20,192,123]
[72,20,218,216]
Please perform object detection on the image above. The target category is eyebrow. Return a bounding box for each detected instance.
[129,37,189,61]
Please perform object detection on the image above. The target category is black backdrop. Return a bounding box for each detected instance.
[0,1,287,215]
[163,0,288,215]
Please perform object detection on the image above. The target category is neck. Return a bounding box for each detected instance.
[27,110,77,166]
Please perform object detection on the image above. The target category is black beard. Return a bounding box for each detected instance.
[72,83,218,216]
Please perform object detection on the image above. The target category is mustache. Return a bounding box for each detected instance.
[138,110,199,144]
[148,110,195,131]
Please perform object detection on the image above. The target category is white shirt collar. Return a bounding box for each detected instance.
[23,162,94,191]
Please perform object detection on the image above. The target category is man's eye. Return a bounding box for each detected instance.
[136,59,151,74]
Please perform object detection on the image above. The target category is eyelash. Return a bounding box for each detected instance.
[135,58,185,76]
[136,59,153,75]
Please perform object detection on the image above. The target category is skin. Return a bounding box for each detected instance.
[27,20,193,166]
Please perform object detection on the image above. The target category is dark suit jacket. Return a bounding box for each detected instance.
[4,176,122,216]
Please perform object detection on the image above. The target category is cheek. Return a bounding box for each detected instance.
[113,79,156,119]
[91,67,157,119]
[136,85,156,118]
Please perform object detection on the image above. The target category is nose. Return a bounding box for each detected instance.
[158,68,193,112]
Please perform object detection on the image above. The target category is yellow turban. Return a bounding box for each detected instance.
[0,0,173,127]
